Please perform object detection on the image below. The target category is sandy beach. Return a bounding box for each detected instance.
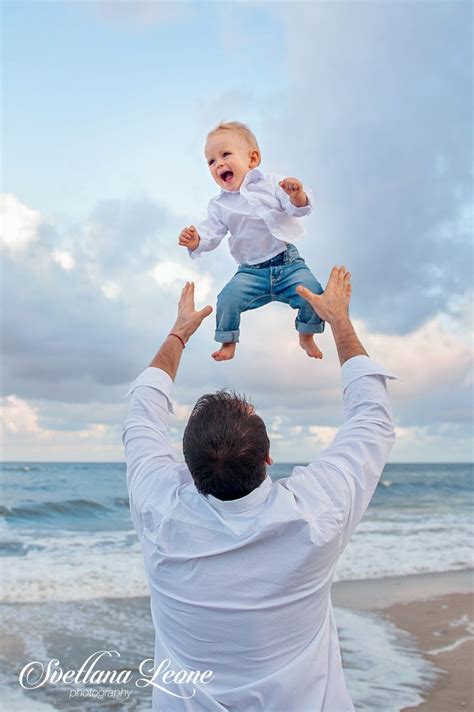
[0,569,472,710]
[390,594,473,712]
[334,569,474,711]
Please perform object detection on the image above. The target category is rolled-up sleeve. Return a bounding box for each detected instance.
[284,355,398,552]
[122,367,179,527]
[189,199,228,260]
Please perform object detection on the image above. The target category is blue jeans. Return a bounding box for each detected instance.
[215,244,325,343]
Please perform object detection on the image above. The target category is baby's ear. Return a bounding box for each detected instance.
[249,149,261,167]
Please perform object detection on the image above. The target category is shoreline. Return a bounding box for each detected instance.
[387,593,473,712]
[331,567,473,610]
[1,569,472,711]
[332,569,473,711]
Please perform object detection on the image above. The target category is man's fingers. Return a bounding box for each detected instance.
[198,305,213,320]
[326,266,348,288]
[186,282,195,303]
[296,285,321,305]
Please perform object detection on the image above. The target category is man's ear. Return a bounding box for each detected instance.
[265,452,273,466]
[249,149,260,168]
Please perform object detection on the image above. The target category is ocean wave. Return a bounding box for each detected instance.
[113,496,130,508]
[338,608,437,711]
[1,545,148,603]
[0,540,32,556]
[336,513,473,582]
[0,498,114,522]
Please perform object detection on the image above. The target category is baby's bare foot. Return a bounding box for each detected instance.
[212,343,237,361]
[299,334,323,359]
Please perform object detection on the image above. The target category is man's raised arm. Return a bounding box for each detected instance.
[122,284,212,529]
[290,268,398,551]
[297,266,366,367]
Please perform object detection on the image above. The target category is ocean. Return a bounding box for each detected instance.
[1,462,472,711]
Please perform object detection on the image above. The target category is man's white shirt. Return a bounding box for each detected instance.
[188,168,313,265]
[123,355,397,712]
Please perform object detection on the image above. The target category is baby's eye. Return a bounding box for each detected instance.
[223,152,231,157]
[208,159,215,166]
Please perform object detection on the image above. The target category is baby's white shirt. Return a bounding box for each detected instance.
[188,168,313,265]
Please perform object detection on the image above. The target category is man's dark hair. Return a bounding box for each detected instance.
[183,390,270,501]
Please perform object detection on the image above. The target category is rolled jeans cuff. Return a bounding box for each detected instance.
[295,320,325,335]
[215,329,240,344]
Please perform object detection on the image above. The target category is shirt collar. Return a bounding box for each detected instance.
[220,167,265,195]
[202,474,273,513]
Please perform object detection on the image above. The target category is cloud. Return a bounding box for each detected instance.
[1,193,207,401]
[1,135,472,460]
[51,250,76,271]
[151,260,213,302]
[1,395,40,435]
[0,194,41,253]
[91,0,194,29]
[0,394,124,461]
[2,1,472,462]
[259,2,472,334]
[101,280,121,299]
[391,422,474,463]
[307,425,338,449]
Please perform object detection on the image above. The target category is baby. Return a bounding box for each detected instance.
[178,121,324,361]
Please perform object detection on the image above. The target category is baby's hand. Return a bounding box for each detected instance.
[279,177,309,208]
[178,225,200,251]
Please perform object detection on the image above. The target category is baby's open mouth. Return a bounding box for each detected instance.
[220,170,234,183]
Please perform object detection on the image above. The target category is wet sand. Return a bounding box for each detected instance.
[388,593,473,712]
[1,570,472,710]
[333,569,473,712]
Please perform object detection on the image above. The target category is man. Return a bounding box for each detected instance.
[123,267,397,711]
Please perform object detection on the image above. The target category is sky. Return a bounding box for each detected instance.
[1,0,472,463]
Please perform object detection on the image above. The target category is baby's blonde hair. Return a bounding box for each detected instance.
[207,121,261,164]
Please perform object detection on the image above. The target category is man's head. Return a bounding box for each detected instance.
[205,121,261,192]
[183,390,271,501]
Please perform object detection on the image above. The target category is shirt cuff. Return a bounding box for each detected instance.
[279,187,313,217]
[341,354,400,390]
[187,233,210,260]
[124,366,175,414]
[188,245,202,260]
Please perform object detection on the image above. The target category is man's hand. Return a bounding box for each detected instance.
[279,177,308,207]
[178,225,200,251]
[171,282,213,345]
[297,267,367,366]
[149,282,212,381]
[297,266,351,326]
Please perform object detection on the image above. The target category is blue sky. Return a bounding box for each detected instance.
[1,0,472,462]
[3,1,286,219]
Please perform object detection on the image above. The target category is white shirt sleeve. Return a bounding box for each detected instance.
[188,198,229,260]
[122,367,190,534]
[272,174,314,218]
[282,355,398,553]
